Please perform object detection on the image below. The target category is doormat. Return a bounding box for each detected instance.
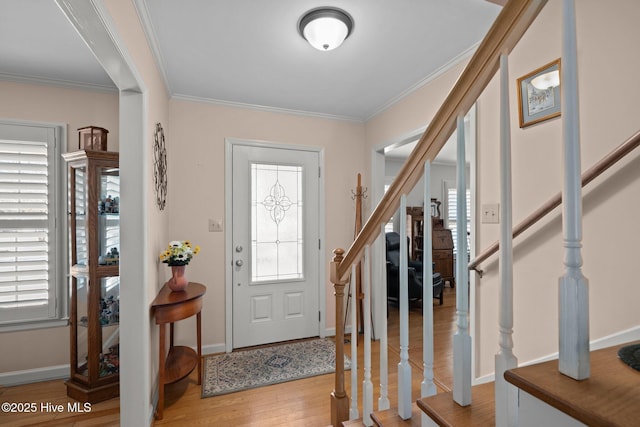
[202,338,350,397]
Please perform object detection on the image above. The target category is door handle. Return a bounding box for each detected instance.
[235,260,243,267]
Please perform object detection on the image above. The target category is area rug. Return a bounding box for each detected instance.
[202,338,350,397]
[618,344,640,372]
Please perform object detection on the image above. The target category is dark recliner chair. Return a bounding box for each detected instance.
[385,232,444,305]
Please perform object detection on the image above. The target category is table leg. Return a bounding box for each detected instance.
[169,322,174,348]
[197,311,202,385]
[156,323,165,420]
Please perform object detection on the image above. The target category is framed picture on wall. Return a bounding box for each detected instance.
[517,59,561,128]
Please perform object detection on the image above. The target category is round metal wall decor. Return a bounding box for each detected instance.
[153,122,167,211]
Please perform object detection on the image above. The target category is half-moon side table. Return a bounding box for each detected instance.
[151,281,206,420]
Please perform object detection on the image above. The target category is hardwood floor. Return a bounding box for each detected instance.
[0,287,456,426]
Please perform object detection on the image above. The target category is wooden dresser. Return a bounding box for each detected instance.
[432,228,455,288]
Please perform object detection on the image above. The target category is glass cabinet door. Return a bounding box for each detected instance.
[74,167,88,266]
[74,276,89,378]
[99,276,119,377]
[97,167,119,266]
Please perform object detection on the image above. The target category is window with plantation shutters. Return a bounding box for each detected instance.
[445,183,471,258]
[0,123,65,328]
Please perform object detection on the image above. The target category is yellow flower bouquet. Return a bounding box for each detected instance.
[159,240,200,266]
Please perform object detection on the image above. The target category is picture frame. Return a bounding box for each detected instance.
[517,59,561,128]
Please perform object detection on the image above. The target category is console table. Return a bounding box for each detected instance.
[151,281,206,420]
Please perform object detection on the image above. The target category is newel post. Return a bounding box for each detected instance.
[330,248,349,426]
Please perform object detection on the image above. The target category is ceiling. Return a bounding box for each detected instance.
[139,0,501,121]
[1,0,501,122]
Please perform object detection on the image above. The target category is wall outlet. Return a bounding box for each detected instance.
[481,203,500,224]
[209,219,223,232]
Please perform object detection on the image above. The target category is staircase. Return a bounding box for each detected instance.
[328,0,640,426]
[334,295,640,426]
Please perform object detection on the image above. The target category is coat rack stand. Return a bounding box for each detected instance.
[344,173,368,335]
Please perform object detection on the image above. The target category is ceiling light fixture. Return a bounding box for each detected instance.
[298,7,353,51]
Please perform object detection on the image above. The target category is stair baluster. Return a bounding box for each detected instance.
[453,114,472,406]
[559,0,590,381]
[363,245,374,426]
[422,161,438,427]
[398,195,413,419]
[349,264,359,420]
[495,53,518,427]
[378,223,390,412]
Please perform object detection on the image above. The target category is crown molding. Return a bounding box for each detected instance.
[365,41,480,122]
[132,0,173,96]
[171,93,364,123]
[0,72,117,93]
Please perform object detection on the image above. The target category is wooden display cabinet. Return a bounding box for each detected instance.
[433,228,455,288]
[407,206,424,261]
[407,203,455,288]
[63,149,120,403]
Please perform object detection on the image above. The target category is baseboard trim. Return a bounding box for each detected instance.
[474,325,640,385]
[202,343,226,355]
[0,364,69,387]
[590,325,640,350]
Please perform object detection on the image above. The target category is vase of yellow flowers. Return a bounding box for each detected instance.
[159,240,200,291]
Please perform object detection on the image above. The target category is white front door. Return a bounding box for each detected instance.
[231,143,320,348]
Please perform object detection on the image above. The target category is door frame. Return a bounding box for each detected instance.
[224,138,326,352]
[55,1,150,424]
[370,104,478,380]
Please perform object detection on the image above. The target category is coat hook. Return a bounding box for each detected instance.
[351,172,367,200]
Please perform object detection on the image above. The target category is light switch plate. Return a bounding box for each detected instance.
[481,203,500,224]
[209,219,223,232]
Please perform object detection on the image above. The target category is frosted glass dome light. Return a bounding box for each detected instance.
[299,8,353,51]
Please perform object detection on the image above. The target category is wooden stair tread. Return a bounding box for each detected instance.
[417,382,495,427]
[341,419,365,427]
[505,341,640,427]
[340,404,422,427]
[371,403,422,426]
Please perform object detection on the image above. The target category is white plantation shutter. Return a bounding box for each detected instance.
[0,123,62,326]
[446,185,471,257]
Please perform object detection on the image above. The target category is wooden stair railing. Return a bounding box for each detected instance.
[468,128,640,276]
[329,0,548,425]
